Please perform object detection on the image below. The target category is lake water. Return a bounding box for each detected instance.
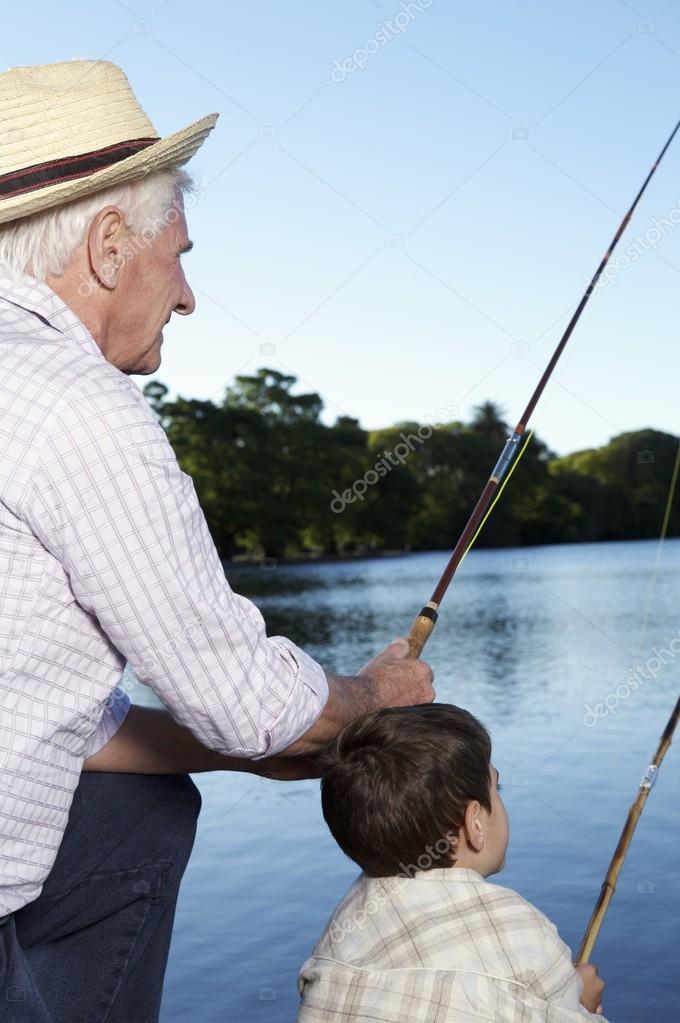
[126,539,679,1022]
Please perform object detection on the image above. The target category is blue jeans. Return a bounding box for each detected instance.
[0,771,201,1022]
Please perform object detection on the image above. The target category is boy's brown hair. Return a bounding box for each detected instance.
[320,703,492,878]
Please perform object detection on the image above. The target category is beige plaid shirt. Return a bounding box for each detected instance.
[297,867,609,1022]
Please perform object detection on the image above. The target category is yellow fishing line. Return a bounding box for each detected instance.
[458,430,535,569]
[636,438,680,656]
[659,439,680,541]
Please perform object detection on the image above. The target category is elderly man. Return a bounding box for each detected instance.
[0,60,434,1022]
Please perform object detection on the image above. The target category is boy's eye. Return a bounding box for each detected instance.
[497,783,503,792]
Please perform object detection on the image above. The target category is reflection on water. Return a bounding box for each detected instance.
[151,539,679,1023]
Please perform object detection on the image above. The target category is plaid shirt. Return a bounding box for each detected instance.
[297,868,609,1022]
[0,274,328,914]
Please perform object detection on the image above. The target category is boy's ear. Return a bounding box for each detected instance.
[462,800,485,852]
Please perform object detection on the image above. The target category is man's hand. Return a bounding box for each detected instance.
[356,638,435,709]
[280,637,435,756]
[575,963,604,1015]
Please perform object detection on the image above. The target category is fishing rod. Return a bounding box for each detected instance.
[576,439,680,963]
[407,115,680,659]
[576,693,680,964]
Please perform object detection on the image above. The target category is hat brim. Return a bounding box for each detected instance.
[0,111,219,226]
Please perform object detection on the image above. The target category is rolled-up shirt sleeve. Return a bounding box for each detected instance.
[81,685,131,758]
[19,376,329,758]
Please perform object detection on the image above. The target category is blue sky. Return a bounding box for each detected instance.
[5,0,680,454]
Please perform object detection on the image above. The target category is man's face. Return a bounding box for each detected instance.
[112,189,195,374]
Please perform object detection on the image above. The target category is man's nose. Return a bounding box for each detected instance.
[175,274,196,316]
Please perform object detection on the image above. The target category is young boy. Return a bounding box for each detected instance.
[297,703,607,1022]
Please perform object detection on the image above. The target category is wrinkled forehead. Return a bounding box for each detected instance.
[170,186,189,229]
[154,188,190,246]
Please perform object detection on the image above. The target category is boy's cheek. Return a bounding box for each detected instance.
[498,804,510,860]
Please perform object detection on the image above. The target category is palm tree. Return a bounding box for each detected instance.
[470,401,508,441]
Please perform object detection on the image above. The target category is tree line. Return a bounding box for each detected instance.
[143,369,679,559]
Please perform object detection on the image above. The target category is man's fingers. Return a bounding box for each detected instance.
[355,637,435,709]
[359,638,408,673]
[388,660,435,705]
[380,637,410,662]
[418,669,436,703]
[420,661,435,687]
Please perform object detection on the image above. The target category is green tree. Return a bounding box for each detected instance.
[550,430,679,540]
[143,373,679,559]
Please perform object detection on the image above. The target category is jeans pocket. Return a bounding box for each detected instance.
[15,861,174,947]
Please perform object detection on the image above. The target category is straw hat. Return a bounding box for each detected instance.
[0,59,219,225]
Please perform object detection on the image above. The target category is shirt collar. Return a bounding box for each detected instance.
[0,274,105,361]
[409,867,487,883]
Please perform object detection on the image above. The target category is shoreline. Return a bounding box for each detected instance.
[224,534,678,569]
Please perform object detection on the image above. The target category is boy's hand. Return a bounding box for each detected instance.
[575,963,604,1015]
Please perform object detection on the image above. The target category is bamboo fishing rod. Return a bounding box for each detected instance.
[576,439,680,962]
[407,115,680,659]
[576,693,680,964]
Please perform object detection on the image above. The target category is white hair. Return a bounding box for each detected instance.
[0,167,194,282]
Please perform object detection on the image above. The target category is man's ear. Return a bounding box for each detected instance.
[86,205,128,291]
[462,800,485,852]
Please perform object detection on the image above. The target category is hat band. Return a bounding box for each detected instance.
[0,136,160,201]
